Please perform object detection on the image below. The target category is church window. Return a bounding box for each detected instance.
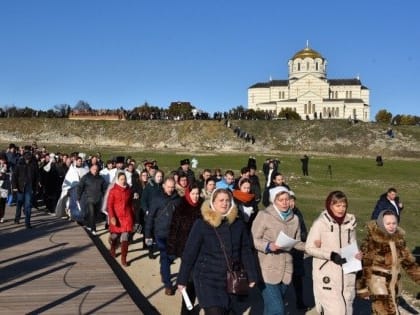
[308,101,312,114]
[336,107,339,117]
[298,63,301,71]
[312,103,315,113]
[316,62,319,71]
[304,103,307,114]
[335,91,338,99]
[307,62,310,70]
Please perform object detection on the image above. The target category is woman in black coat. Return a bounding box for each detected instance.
[167,183,203,314]
[176,188,258,315]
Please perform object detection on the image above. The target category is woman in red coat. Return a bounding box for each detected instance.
[107,172,134,266]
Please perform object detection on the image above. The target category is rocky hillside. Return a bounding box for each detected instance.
[1,118,419,158]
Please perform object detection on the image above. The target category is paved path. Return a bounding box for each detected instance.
[0,208,145,315]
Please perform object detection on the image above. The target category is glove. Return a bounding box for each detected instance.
[330,252,347,265]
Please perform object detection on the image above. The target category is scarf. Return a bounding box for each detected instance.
[185,187,199,207]
[326,208,345,225]
[274,204,292,220]
[232,189,255,204]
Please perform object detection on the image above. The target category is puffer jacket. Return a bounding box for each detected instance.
[251,205,305,285]
[107,183,134,234]
[356,221,420,314]
[305,210,358,315]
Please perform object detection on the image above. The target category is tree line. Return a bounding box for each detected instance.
[1,101,417,125]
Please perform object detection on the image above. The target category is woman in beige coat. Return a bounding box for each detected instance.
[252,186,305,315]
[305,190,362,315]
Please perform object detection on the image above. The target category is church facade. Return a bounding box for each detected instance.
[247,44,370,121]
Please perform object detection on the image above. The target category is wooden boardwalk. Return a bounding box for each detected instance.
[0,207,156,315]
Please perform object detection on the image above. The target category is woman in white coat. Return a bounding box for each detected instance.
[305,191,362,315]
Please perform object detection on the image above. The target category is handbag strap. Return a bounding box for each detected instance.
[214,227,233,273]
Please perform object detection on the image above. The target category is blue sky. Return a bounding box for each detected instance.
[1,1,419,118]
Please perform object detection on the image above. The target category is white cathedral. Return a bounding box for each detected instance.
[247,43,370,121]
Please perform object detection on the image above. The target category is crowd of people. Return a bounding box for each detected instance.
[0,142,419,315]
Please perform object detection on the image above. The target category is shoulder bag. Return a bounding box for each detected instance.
[214,227,249,295]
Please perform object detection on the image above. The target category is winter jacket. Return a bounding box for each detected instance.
[77,172,107,204]
[107,183,134,234]
[372,193,403,221]
[305,210,358,315]
[144,191,181,239]
[251,205,305,285]
[356,221,420,314]
[177,201,258,309]
[167,196,203,257]
[12,157,39,193]
[140,179,162,212]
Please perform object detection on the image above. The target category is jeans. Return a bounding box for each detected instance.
[260,282,288,315]
[15,186,33,227]
[155,237,174,288]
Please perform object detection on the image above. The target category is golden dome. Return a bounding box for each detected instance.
[292,47,324,60]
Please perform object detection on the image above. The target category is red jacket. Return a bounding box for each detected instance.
[107,183,134,233]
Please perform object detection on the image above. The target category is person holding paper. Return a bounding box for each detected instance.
[251,186,305,315]
[305,190,362,315]
[356,210,420,314]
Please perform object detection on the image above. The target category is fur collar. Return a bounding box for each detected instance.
[366,220,405,243]
[201,200,238,228]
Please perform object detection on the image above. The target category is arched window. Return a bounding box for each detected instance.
[298,63,301,71]
[304,103,307,114]
[312,103,315,113]
[316,62,319,71]
[308,101,312,114]
[307,62,310,70]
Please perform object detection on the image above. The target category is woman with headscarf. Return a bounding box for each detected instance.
[357,210,420,314]
[251,186,305,315]
[167,183,203,314]
[177,188,258,315]
[305,191,362,315]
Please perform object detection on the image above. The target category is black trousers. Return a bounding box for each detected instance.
[86,201,102,231]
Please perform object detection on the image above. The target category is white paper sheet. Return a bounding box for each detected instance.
[275,231,299,250]
[340,242,362,274]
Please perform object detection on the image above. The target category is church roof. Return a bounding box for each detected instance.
[292,47,324,60]
[328,79,361,85]
[249,80,288,88]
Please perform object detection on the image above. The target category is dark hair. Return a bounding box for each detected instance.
[387,187,397,194]
[205,177,216,185]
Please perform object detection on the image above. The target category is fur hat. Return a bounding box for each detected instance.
[269,186,290,204]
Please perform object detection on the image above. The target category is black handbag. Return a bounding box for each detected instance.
[214,228,249,295]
